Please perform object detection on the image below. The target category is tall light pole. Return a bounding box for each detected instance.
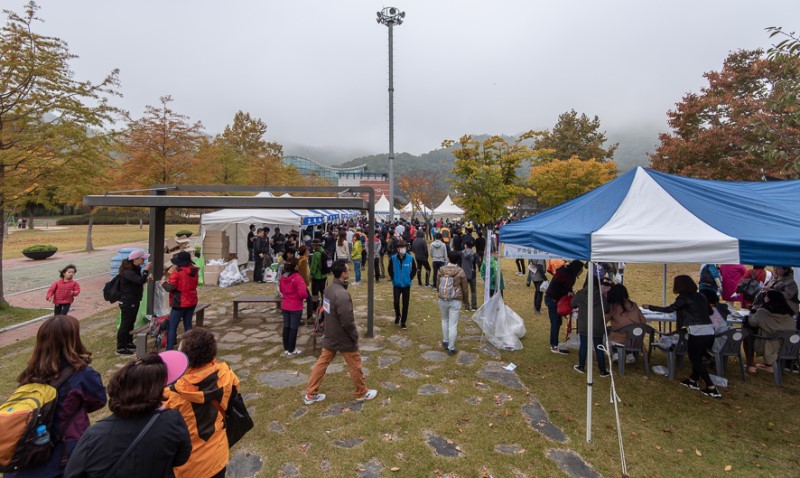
[377,7,405,223]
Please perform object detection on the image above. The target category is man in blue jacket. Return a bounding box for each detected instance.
[388,240,417,329]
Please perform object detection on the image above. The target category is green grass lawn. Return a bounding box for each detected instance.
[0,304,51,330]
[0,261,798,477]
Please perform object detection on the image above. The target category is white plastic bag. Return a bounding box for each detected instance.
[153,284,170,317]
[471,293,526,350]
[219,259,246,288]
[559,332,580,351]
[613,272,623,284]
[539,280,549,292]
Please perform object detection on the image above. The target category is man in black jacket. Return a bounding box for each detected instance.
[410,230,431,286]
[253,228,270,283]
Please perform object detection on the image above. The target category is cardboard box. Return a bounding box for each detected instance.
[203,271,220,286]
[165,237,179,251]
[205,264,225,273]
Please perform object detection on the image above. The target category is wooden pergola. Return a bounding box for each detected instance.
[84,185,378,336]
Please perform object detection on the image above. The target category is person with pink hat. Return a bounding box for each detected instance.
[116,249,152,356]
[64,351,191,477]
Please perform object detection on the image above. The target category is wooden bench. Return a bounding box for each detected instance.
[233,295,281,321]
[132,303,211,357]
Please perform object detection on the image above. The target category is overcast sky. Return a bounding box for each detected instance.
[7,1,800,158]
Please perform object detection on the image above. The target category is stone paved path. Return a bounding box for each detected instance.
[196,300,604,478]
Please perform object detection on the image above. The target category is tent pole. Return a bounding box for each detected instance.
[663,264,667,306]
[483,229,492,303]
[586,261,594,443]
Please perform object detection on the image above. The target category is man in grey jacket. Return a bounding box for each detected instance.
[303,260,377,404]
[430,233,448,289]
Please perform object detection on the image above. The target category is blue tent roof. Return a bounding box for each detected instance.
[500,167,800,266]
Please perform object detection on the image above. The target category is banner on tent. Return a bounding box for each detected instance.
[502,244,567,260]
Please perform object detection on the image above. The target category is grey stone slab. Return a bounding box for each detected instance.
[400,368,426,379]
[243,337,263,344]
[332,438,364,448]
[257,370,308,389]
[291,407,308,419]
[360,344,385,352]
[465,396,483,405]
[459,335,483,342]
[383,348,401,355]
[522,400,568,443]
[221,332,248,342]
[264,345,285,356]
[220,354,243,364]
[422,350,448,362]
[251,331,271,338]
[241,393,260,402]
[418,384,448,395]
[418,344,431,350]
[320,401,364,417]
[326,363,344,374]
[244,357,261,366]
[476,362,525,390]
[238,369,251,378]
[268,421,285,433]
[510,468,529,478]
[546,449,603,478]
[382,382,401,391]
[474,381,490,390]
[456,351,479,367]
[424,431,463,458]
[356,458,384,478]
[378,356,401,368]
[423,365,442,372]
[495,443,526,455]
[319,460,332,473]
[227,451,263,478]
[294,355,317,365]
[278,462,300,478]
[478,342,501,358]
[464,325,481,334]
[295,334,310,345]
[494,392,513,406]
[388,335,412,349]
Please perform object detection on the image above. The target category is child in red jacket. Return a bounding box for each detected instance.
[46,264,80,315]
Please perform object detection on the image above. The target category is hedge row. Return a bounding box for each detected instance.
[56,214,200,226]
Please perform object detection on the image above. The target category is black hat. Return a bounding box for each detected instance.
[171,251,193,267]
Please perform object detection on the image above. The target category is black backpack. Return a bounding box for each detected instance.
[320,251,333,275]
[102,275,123,303]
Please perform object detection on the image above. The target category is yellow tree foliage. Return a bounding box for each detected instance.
[445,133,540,224]
[530,157,618,207]
[398,170,443,220]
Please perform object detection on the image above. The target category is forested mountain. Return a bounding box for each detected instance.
[332,129,658,176]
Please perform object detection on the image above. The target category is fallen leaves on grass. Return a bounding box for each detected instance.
[725,465,733,471]
[695,449,702,456]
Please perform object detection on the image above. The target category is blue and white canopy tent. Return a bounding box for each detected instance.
[499,167,800,456]
[501,167,800,266]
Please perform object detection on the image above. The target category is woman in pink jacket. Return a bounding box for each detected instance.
[46,264,80,315]
[279,258,309,357]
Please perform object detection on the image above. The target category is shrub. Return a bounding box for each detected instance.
[22,245,58,253]
[176,229,194,236]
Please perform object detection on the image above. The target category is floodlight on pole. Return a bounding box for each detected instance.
[377,7,404,222]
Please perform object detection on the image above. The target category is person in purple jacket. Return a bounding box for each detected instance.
[7,315,107,478]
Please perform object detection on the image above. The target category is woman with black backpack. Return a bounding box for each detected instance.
[116,250,153,356]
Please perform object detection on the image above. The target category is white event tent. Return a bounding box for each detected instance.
[201,192,347,260]
[432,194,464,220]
[401,201,433,218]
[374,194,400,219]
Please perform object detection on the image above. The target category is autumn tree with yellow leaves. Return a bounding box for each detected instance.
[529,157,617,207]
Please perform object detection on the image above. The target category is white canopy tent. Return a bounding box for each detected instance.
[400,201,433,218]
[201,192,329,260]
[432,194,464,220]
[374,194,400,219]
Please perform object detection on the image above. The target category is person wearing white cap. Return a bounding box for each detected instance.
[116,249,152,356]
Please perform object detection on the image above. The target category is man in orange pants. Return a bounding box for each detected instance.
[304,260,377,404]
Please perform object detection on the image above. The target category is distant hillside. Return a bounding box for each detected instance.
[333,129,660,177]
